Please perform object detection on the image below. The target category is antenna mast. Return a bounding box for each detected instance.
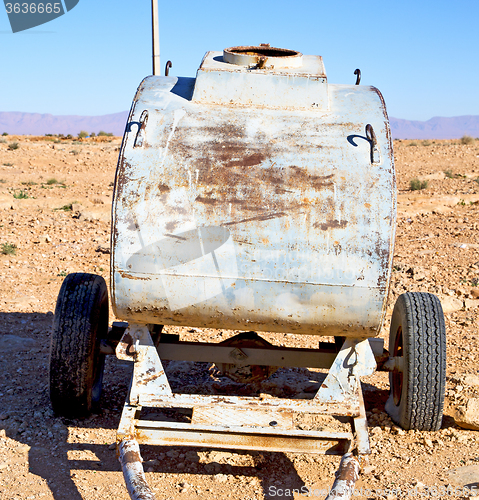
[151,0,160,75]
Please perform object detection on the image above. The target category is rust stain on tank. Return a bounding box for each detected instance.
[118,270,151,281]
[195,196,217,205]
[165,220,179,232]
[224,212,287,226]
[290,166,335,189]
[127,220,140,231]
[165,233,187,240]
[200,123,247,139]
[230,152,267,168]
[188,158,330,216]
[376,245,390,288]
[314,220,349,231]
[115,158,134,195]
[195,142,268,168]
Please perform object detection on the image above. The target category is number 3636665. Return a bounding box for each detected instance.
[5,3,61,14]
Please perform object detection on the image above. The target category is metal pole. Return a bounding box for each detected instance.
[151,0,160,75]
[324,453,360,500]
[119,439,157,500]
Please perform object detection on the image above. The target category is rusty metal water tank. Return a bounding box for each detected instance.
[111,45,396,338]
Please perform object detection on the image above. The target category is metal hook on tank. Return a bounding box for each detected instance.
[366,124,381,165]
[354,69,361,85]
[165,60,172,76]
[365,124,376,147]
[133,110,148,148]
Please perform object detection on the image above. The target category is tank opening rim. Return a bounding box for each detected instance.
[224,46,301,59]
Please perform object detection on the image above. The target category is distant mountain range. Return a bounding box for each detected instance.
[0,111,129,137]
[1,111,478,140]
[389,115,479,140]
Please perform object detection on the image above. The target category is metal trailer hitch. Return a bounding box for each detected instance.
[118,441,360,500]
[112,324,376,500]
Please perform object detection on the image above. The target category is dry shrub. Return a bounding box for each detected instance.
[410,178,428,191]
[461,135,474,145]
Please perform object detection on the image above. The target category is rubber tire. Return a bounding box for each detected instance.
[385,292,446,431]
[50,273,109,418]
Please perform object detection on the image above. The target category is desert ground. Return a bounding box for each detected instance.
[1,135,479,500]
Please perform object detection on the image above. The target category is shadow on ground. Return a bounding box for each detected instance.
[1,311,433,499]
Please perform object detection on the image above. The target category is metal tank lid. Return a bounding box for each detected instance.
[223,44,303,69]
[192,44,328,109]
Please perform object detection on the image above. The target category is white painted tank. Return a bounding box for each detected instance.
[111,45,396,337]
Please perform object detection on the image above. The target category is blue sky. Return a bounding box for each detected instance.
[1,0,478,121]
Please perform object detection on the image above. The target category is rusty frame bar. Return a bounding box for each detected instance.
[353,383,370,455]
[135,420,352,454]
[101,336,393,372]
[104,337,342,368]
[158,341,338,368]
[133,393,361,414]
[106,321,386,367]
[118,402,353,455]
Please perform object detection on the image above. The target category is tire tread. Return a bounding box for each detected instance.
[49,273,108,417]
[387,292,446,431]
